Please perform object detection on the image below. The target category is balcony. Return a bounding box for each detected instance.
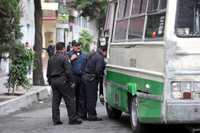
[43,10,57,20]
[42,0,58,20]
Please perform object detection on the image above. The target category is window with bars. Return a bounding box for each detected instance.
[113,0,167,41]
[145,0,167,39]
[114,0,131,40]
[128,0,147,39]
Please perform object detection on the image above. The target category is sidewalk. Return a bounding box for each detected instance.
[0,71,50,116]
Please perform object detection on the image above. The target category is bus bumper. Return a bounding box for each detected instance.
[166,100,200,123]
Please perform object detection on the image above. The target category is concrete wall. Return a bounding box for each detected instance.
[42,20,57,48]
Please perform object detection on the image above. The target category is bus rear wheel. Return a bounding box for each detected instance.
[130,97,145,133]
[106,103,122,119]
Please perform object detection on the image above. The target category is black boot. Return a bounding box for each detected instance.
[69,119,82,125]
[87,116,102,121]
[53,121,63,126]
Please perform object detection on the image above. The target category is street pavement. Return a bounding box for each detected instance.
[0,98,132,133]
[0,97,192,133]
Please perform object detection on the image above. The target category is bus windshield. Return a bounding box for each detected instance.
[176,0,200,37]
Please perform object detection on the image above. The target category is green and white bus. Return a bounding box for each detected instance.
[103,0,200,132]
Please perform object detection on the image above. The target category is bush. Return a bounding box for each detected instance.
[79,29,93,52]
[7,44,34,95]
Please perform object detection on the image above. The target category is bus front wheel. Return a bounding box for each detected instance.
[106,103,122,119]
[130,97,145,133]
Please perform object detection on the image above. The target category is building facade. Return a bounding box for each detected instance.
[42,0,98,48]
[20,0,35,48]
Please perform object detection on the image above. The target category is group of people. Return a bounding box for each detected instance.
[47,41,106,125]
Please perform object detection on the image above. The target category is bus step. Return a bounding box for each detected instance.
[186,126,200,133]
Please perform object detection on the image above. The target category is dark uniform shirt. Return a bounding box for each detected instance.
[47,52,73,84]
[84,49,106,79]
[67,50,87,76]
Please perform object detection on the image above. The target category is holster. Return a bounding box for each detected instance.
[85,73,96,82]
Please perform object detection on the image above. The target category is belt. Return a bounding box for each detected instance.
[51,75,62,78]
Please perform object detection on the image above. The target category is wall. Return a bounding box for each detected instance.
[20,0,35,47]
[42,20,57,48]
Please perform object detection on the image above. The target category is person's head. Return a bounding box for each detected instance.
[25,42,29,47]
[72,41,81,52]
[99,46,107,57]
[67,45,71,52]
[72,40,76,45]
[56,42,65,53]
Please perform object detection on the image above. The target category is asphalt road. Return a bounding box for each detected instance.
[0,97,192,133]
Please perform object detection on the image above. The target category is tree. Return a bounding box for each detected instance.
[79,30,93,52]
[0,0,34,94]
[75,0,108,46]
[33,0,45,85]
[0,0,22,54]
[7,45,34,95]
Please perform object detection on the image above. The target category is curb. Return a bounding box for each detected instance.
[0,86,50,116]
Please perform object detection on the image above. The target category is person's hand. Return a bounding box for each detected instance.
[47,79,51,86]
[70,82,76,89]
[71,54,78,61]
[99,95,104,105]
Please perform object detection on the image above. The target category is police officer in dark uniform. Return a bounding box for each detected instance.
[67,41,87,119]
[82,45,106,121]
[47,42,82,125]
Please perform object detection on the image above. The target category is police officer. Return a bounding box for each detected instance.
[47,42,82,125]
[67,41,87,119]
[82,45,107,121]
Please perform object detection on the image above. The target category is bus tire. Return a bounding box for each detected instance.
[130,97,145,133]
[106,103,122,119]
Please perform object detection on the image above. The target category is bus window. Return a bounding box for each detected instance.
[117,0,126,19]
[145,0,166,39]
[132,0,141,15]
[114,0,131,41]
[148,0,159,12]
[114,19,129,40]
[125,0,132,17]
[104,3,115,36]
[175,0,200,37]
[160,0,167,9]
[128,0,147,39]
[128,17,145,39]
[131,0,147,15]
[117,0,132,18]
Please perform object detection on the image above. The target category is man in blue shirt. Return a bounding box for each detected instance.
[67,41,87,120]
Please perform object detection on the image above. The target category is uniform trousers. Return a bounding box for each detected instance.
[51,76,77,123]
[80,74,99,118]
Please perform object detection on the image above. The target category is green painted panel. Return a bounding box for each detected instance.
[138,98,162,123]
[106,70,164,122]
[106,82,128,112]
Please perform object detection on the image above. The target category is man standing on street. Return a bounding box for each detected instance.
[47,42,82,125]
[67,41,87,120]
[82,45,107,121]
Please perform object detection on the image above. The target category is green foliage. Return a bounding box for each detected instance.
[0,0,33,94]
[0,0,22,54]
[7,44,34,94]
[75,0,108,29]
[79,30,93,52]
